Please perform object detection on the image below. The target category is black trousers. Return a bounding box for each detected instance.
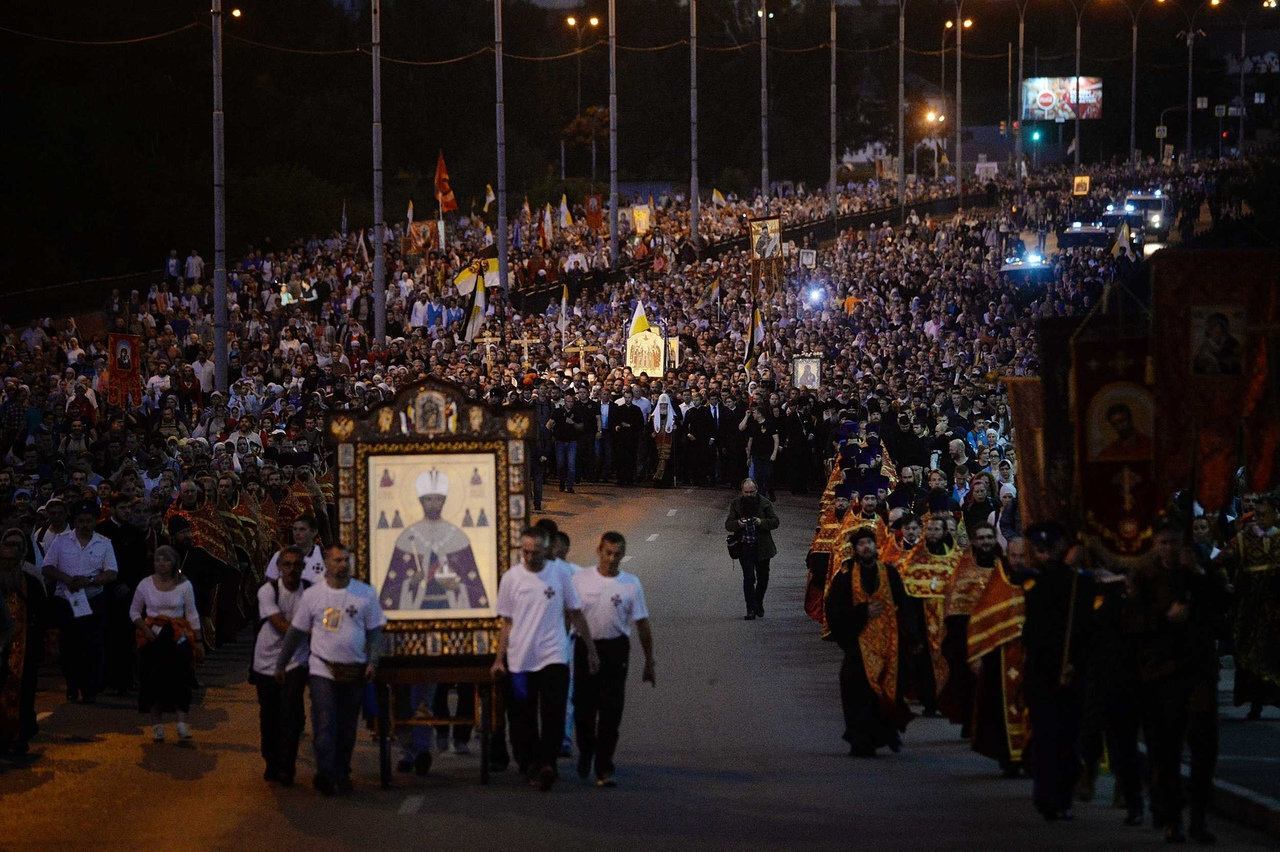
[56,594,107,700]
[509,663,570,776]
[1028,688,1084,816]
[255,667,308,779]
[573,636,630,778]
[1142,675,1218,829]
[739,552,770,614]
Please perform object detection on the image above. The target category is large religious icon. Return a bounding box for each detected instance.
[748,215,782,261]
[107,332,142,407]
[1087,384,1155,463]
[792,355,821,390]
[1072,175,1091,196]
[626,328,666,377]
[585,194,604,232]
[1190,304,1245,376]
[368,451,500,621]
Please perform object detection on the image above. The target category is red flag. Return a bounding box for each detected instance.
[434,151,458,213]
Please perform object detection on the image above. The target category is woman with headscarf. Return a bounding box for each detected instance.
[650,393,683,488]
[0,528,46,755]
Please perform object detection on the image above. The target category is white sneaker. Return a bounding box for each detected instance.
[152,724,165,742]
[176,722,192,740]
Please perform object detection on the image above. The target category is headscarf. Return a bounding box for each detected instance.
[651,393,677,434]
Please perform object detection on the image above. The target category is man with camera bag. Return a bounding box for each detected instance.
[725,478,780,620]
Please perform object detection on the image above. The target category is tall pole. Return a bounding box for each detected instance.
[1016,6,1025,177]
[897,0,906,212]
[1007,42,1012,169]
[690,0,699,250]
[760,0,769,198]
[1239,22,1246,156]
[575,28,583,118]
[1074,10,1082,170]
[1185,28,1194,169]
[830,0,838,224]
[371,0,386,344]
[955,5,963,209]
[608,0,618,268]
[211,0,228,393]
[495,0,509,292]
[1130,19,1138,169]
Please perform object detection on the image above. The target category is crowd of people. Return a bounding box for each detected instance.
[0,156,1271,821]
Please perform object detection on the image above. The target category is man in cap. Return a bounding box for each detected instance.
[379,469,486,611]
[42,499,118,703]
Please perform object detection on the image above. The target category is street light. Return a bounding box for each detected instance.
[950,7,971,208]
[1214,2,1278,159]
[1163,0,1221,169]
[923,111,945,179]
[566,14,600,118]
[1118,0,1162,171]
[1012,0,1030,177]
[1062,0,1101,171]
[759,2,775,197]
[939,18,972,105]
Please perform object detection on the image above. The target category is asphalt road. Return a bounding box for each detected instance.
[2,483,1274,851]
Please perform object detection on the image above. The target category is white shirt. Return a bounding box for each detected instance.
[496,561,582,674]
[253,580,310,675]
[44,530,118,600]
[129,576,199,625]
[290,579,385,680]
[265,544,325,584]
[573,567,649,641]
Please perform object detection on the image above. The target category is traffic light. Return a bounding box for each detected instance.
[999,121,1007,137]
[1222,130,1229,139]
[1031,130,1041,142]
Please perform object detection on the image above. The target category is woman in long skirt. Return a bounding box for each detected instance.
[130,546,203,742]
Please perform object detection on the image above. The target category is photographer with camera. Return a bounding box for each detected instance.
[725,479,780,620]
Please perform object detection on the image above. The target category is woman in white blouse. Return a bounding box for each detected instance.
[130,546,203,742]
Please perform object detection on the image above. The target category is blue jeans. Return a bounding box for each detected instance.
[595,433,613,481]
[555,440,577,489]
[309,674,365,785]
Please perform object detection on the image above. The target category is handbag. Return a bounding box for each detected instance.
[317,655,367,685]
[726,532,744,560]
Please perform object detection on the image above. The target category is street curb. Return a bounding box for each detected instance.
[1190,764,1280,839]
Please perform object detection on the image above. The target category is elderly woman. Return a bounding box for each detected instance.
[130,545,203,742]
[0,530,47,755]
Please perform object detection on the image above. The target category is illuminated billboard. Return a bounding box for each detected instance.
[1021,77,1103,121]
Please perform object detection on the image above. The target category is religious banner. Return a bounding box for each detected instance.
[1035,316,1082,522]
[792,355,821,390]
[585,194,604,232]
[625,328,665,378]
[1073,336,1158,557]
[666,337,681,370]
[107,333,142,407]
[1151,250,1280,507]
[1000,377,1050,527]
[748,215,783,290]
[632,204,651,236]
[408,221,440,254]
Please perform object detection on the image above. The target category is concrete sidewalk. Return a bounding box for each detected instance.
[1194,662,1280,837]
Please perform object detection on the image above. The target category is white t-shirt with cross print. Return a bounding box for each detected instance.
[291,579,386,680]
[573,567,649,641]
[495,561,582,673]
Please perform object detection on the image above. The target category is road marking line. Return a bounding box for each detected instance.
[622,555,633,563]
[646,533,659,541]
[667,509,678,516]
[399,795,425,815]
[37,711,52,722]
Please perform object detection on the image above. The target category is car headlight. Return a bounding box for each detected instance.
[1149,214,1161,225]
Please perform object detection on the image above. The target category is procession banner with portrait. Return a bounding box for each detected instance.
[327,377,533,659]
[1150,250,1280,506]
[748,215,783,290]
[1001,376,1050,528]
[1073,336,1157,558]
[584,194,604,232]
[792,355,821,390]
[107,333,142,407]
[626,328,666,377]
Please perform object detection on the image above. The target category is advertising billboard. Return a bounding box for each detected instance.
[1022,77,1103,121]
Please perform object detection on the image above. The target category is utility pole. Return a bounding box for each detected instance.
[371,0,387,344]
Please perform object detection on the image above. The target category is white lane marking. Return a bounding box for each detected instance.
[399,795,425,815]
[622,556,633,563]
[37,711,53,722]
[646,533,659,541]
[667,509,678,516]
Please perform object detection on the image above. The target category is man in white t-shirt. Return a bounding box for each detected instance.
[276,543,386,796]
[492,527,599,791]
[571,532,655,787]
[265,515,325,585]
[252,546,311,786]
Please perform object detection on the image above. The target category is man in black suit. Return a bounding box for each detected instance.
[682,394,716,486]
[708,392,738,486]
[608,390,644,486]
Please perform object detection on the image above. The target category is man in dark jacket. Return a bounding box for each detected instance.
[724,478,780,620]
[682,395,716,487]
[607,391,644,486]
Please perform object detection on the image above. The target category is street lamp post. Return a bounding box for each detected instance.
[760,1,771,198]
[830,0,838,224]
[1013,0,1029,178]
[211,0,230,392]
[955,4,965,208]
[1171,0,1221,169]
[690,0,699,249]
[897,0,906,213]
[371,0,387,344]
[566,14,600,118]
[608,0,618,268]
[495,0,509,292]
